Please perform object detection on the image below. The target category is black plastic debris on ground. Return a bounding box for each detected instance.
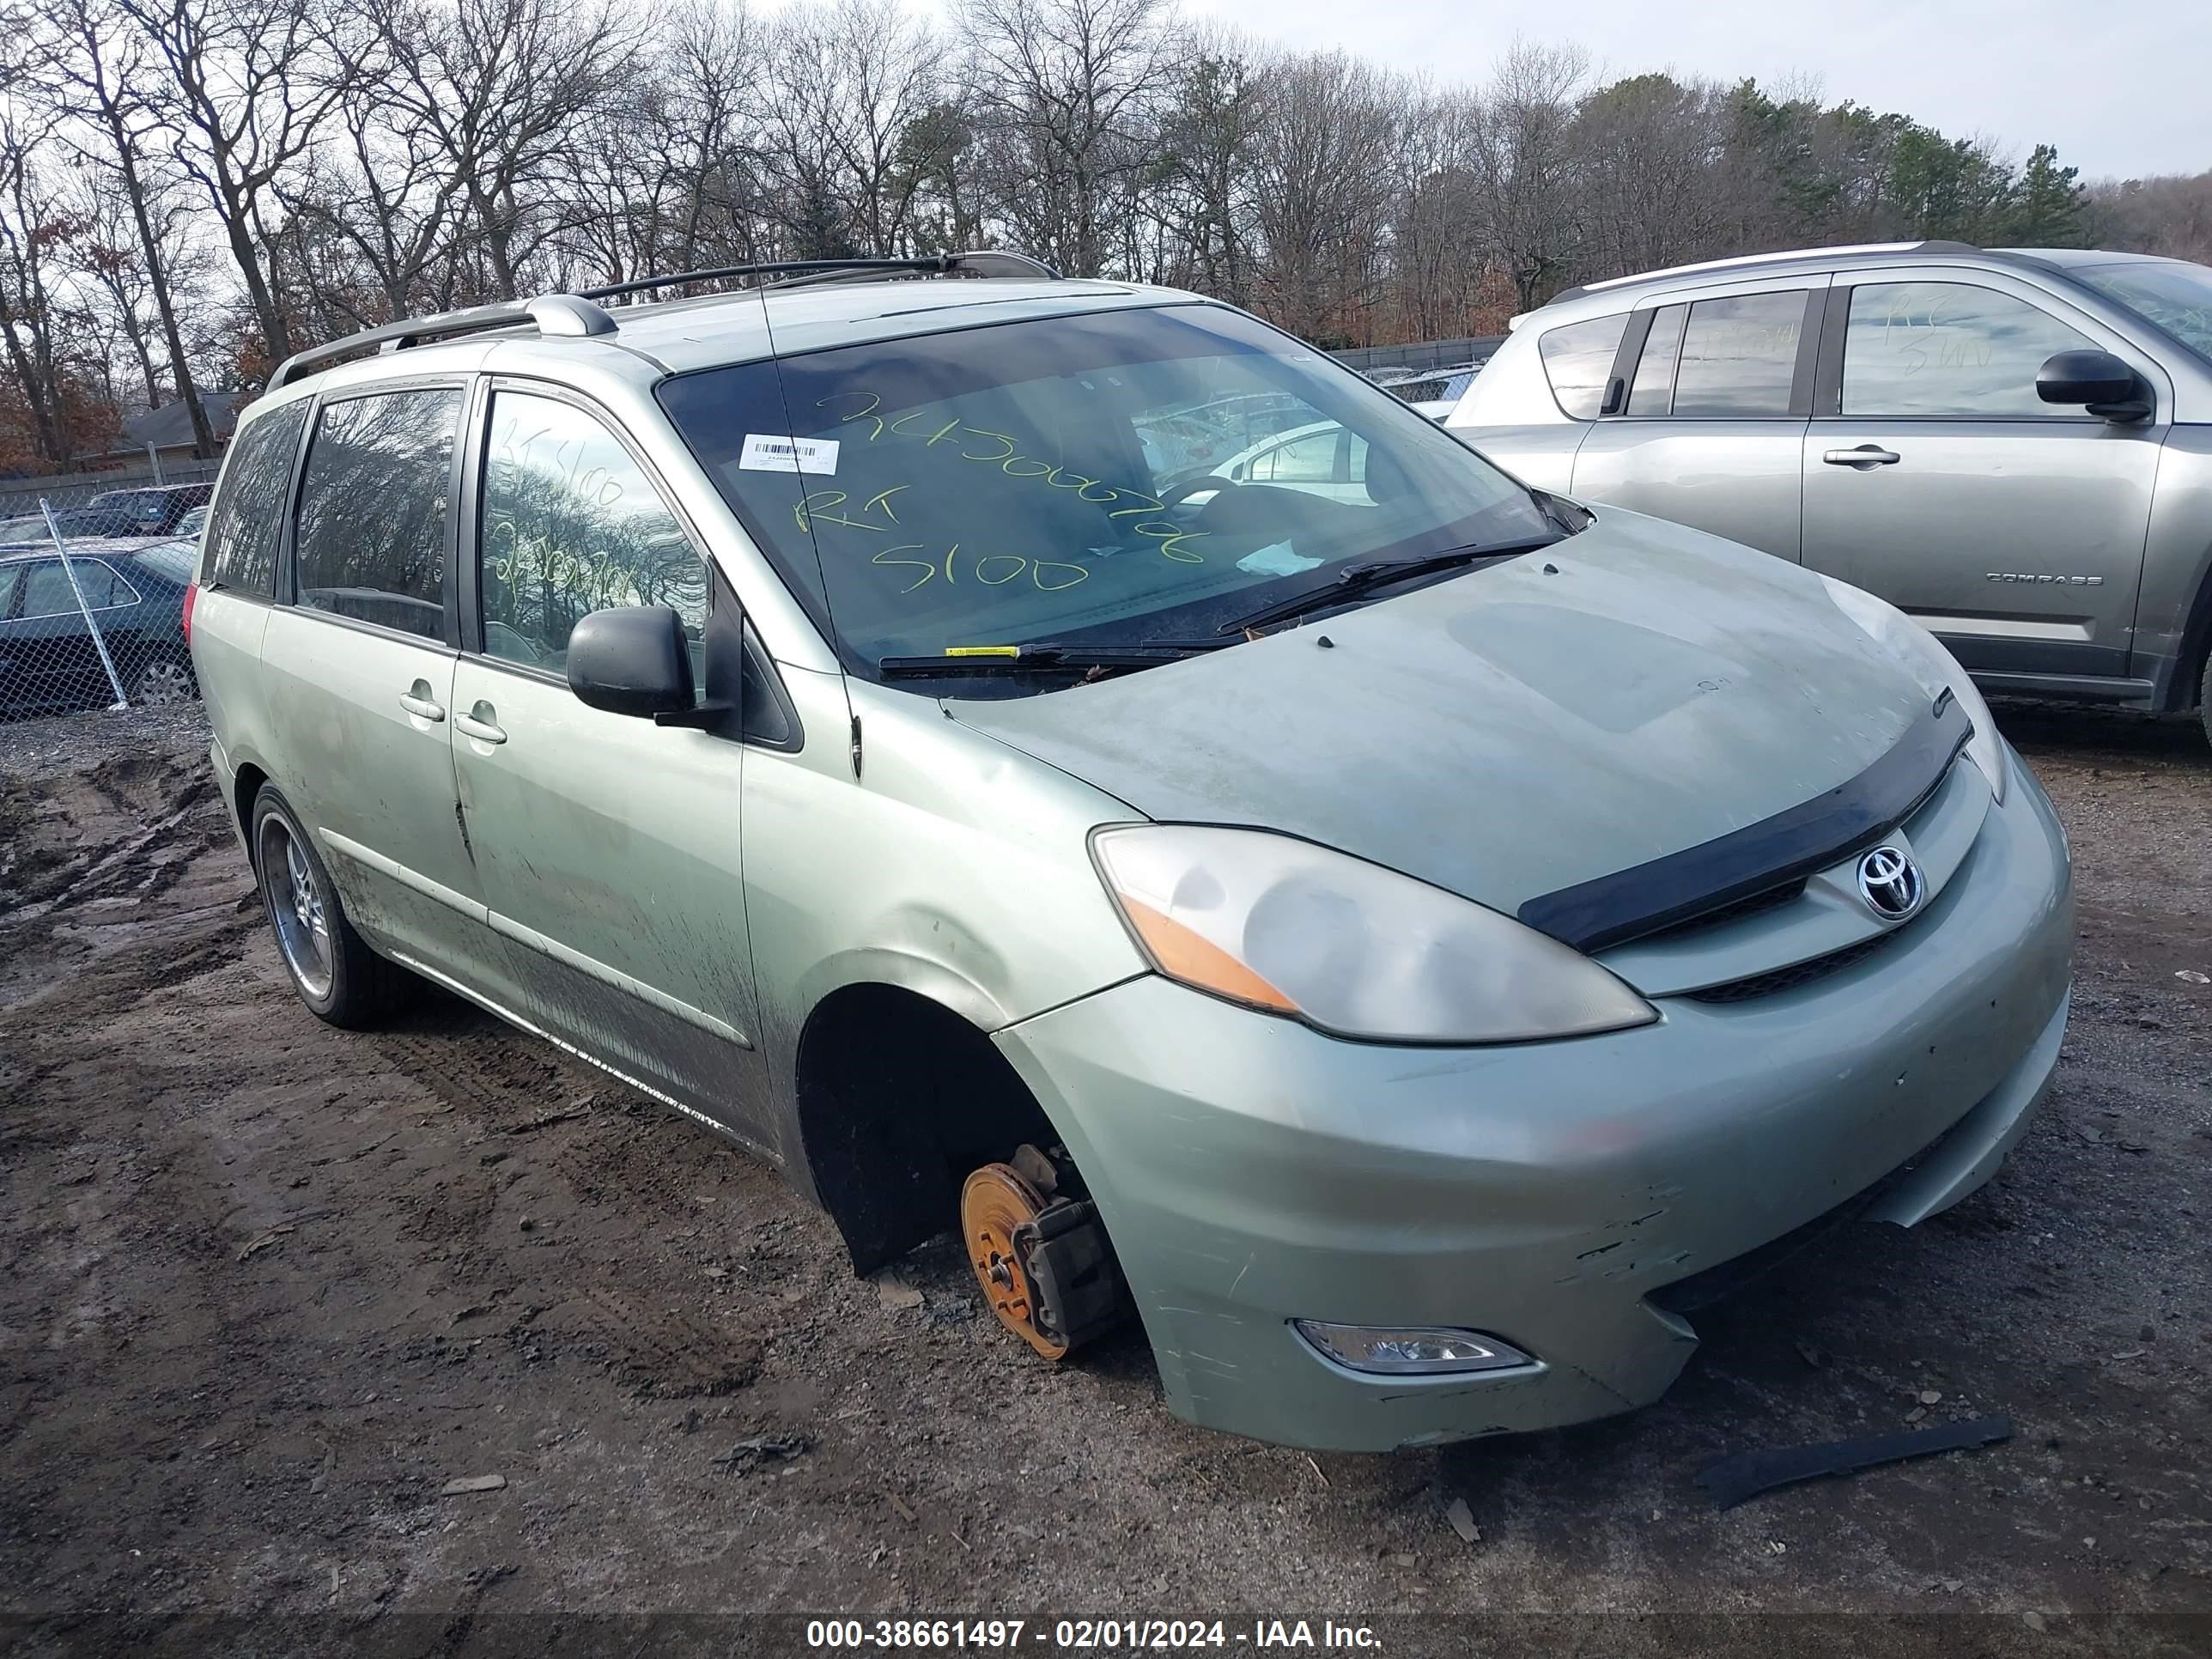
[1695,1414,2014,1510]
[712,1432,812,1474]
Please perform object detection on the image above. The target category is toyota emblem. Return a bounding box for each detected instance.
[1856,845,1926,921]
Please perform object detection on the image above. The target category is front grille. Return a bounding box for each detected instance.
[1685,931,1894,1004]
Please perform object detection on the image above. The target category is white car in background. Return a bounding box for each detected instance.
[1199,420,1374,507]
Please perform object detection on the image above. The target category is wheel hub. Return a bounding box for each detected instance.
[961,1163,1068,1360]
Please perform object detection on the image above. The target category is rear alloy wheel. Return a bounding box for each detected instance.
[250,786,412,1027]
[2199,646,2211,750]
[134,653,197,707]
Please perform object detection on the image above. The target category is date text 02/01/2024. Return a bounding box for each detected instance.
[803,1618,1382,1650]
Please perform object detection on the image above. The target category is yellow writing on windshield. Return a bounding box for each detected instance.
[809,391,1216,576]
[872,544,1091,594]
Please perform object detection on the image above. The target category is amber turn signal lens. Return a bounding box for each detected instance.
[1117,895,1297,1012]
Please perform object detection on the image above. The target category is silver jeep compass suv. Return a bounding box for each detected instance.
[1451,241,2212,744]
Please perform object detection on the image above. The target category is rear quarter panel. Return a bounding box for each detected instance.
[188,586,272,825]
[1447,331,1589,494]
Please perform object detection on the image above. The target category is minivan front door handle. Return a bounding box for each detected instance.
[453,702,507,744]
[1822,445,1902,469]
[398,682,447,722]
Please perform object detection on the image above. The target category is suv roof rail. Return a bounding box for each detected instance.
[265,251,1060,389]
[1541,240,1988,308]
[268,294,617,389]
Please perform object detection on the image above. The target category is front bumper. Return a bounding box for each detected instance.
[993,749,2073,1451]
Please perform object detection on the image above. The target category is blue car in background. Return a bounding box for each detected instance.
[0,538,200,714]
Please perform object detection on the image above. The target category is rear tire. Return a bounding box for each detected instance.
[133,650,198,707]
[250,785,412,1028]
[2199,647,2211,751]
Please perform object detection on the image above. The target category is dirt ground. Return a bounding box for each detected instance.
[1,702,2208,1658]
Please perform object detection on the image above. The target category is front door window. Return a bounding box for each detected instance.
[1840,282,2097,418]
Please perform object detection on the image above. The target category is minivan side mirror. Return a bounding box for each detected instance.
[2036,349,2151,422]
[567,605,695,717]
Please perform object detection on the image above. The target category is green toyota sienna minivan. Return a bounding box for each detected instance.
[188,255,2073,1451]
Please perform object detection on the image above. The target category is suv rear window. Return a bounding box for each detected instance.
[1670,292,1807,417]
[203,401,308,599]
[293,388,460,641]
[1537,315,1628,419]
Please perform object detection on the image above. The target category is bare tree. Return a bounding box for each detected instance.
[70,167,167,408]
[356,0,641,301]
[2088,169,2212,264]
[1248,52,1398,343]
[651,0,766,272]
[1386,84,1486,339]
[1571,73,1735,279]
[0,0,2148,447]
[115,0,356,370]
[41,0,216,451]
[278,7,473,329]
[0,98,75,462]
[956,0,1176,277]
[1467,40,1589,311]
[1155,27,1261,303]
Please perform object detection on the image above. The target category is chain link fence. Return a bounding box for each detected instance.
[1332,336,1505,377]
[0,472,216,721]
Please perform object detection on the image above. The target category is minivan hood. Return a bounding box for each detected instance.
[946,508,1930,917]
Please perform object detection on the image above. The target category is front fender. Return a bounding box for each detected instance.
[741,669,1148,1118]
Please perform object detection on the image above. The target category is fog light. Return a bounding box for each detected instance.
[1291,1321,1534,1376]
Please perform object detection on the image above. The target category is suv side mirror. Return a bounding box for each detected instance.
[2036,349,2151,422]
[567,605,695,717]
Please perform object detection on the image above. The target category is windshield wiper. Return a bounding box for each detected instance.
[878,640,1231,678]
[1217,536,1561,636]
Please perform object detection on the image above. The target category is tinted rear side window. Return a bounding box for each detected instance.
[19,558,135,616]
[1538,314,1629,419]
[294,388,461,641]
[203,401,308,598]
[1671,292,1807,417]
[1626,303,1688,415]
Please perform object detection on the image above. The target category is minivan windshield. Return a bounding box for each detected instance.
[2072,258,2212,364]
[658,302,1553,689]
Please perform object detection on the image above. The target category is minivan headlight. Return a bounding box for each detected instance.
[1091,825,1656,1043]
[1817,574,2007,804]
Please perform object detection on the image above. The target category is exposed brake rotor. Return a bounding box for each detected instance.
[962,1161,1068,1359]
[962,1146,1131,1362]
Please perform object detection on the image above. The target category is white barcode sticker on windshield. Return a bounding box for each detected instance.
[738,434,840,475]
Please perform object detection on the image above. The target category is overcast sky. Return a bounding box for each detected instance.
[1168,0,2208,180]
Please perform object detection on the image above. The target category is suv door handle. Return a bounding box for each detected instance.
[398,684,446,721]
[454,703,507,744]
[1823,445,1901,468]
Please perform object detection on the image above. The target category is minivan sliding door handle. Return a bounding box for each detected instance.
[453,706,507,744]
[1822,445,1901,468]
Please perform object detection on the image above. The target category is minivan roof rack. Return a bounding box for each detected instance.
[583,249,1060,302]
[267,250,1061,389]
[268,294,617,389]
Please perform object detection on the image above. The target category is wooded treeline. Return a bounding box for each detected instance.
[0,0,2204,471]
